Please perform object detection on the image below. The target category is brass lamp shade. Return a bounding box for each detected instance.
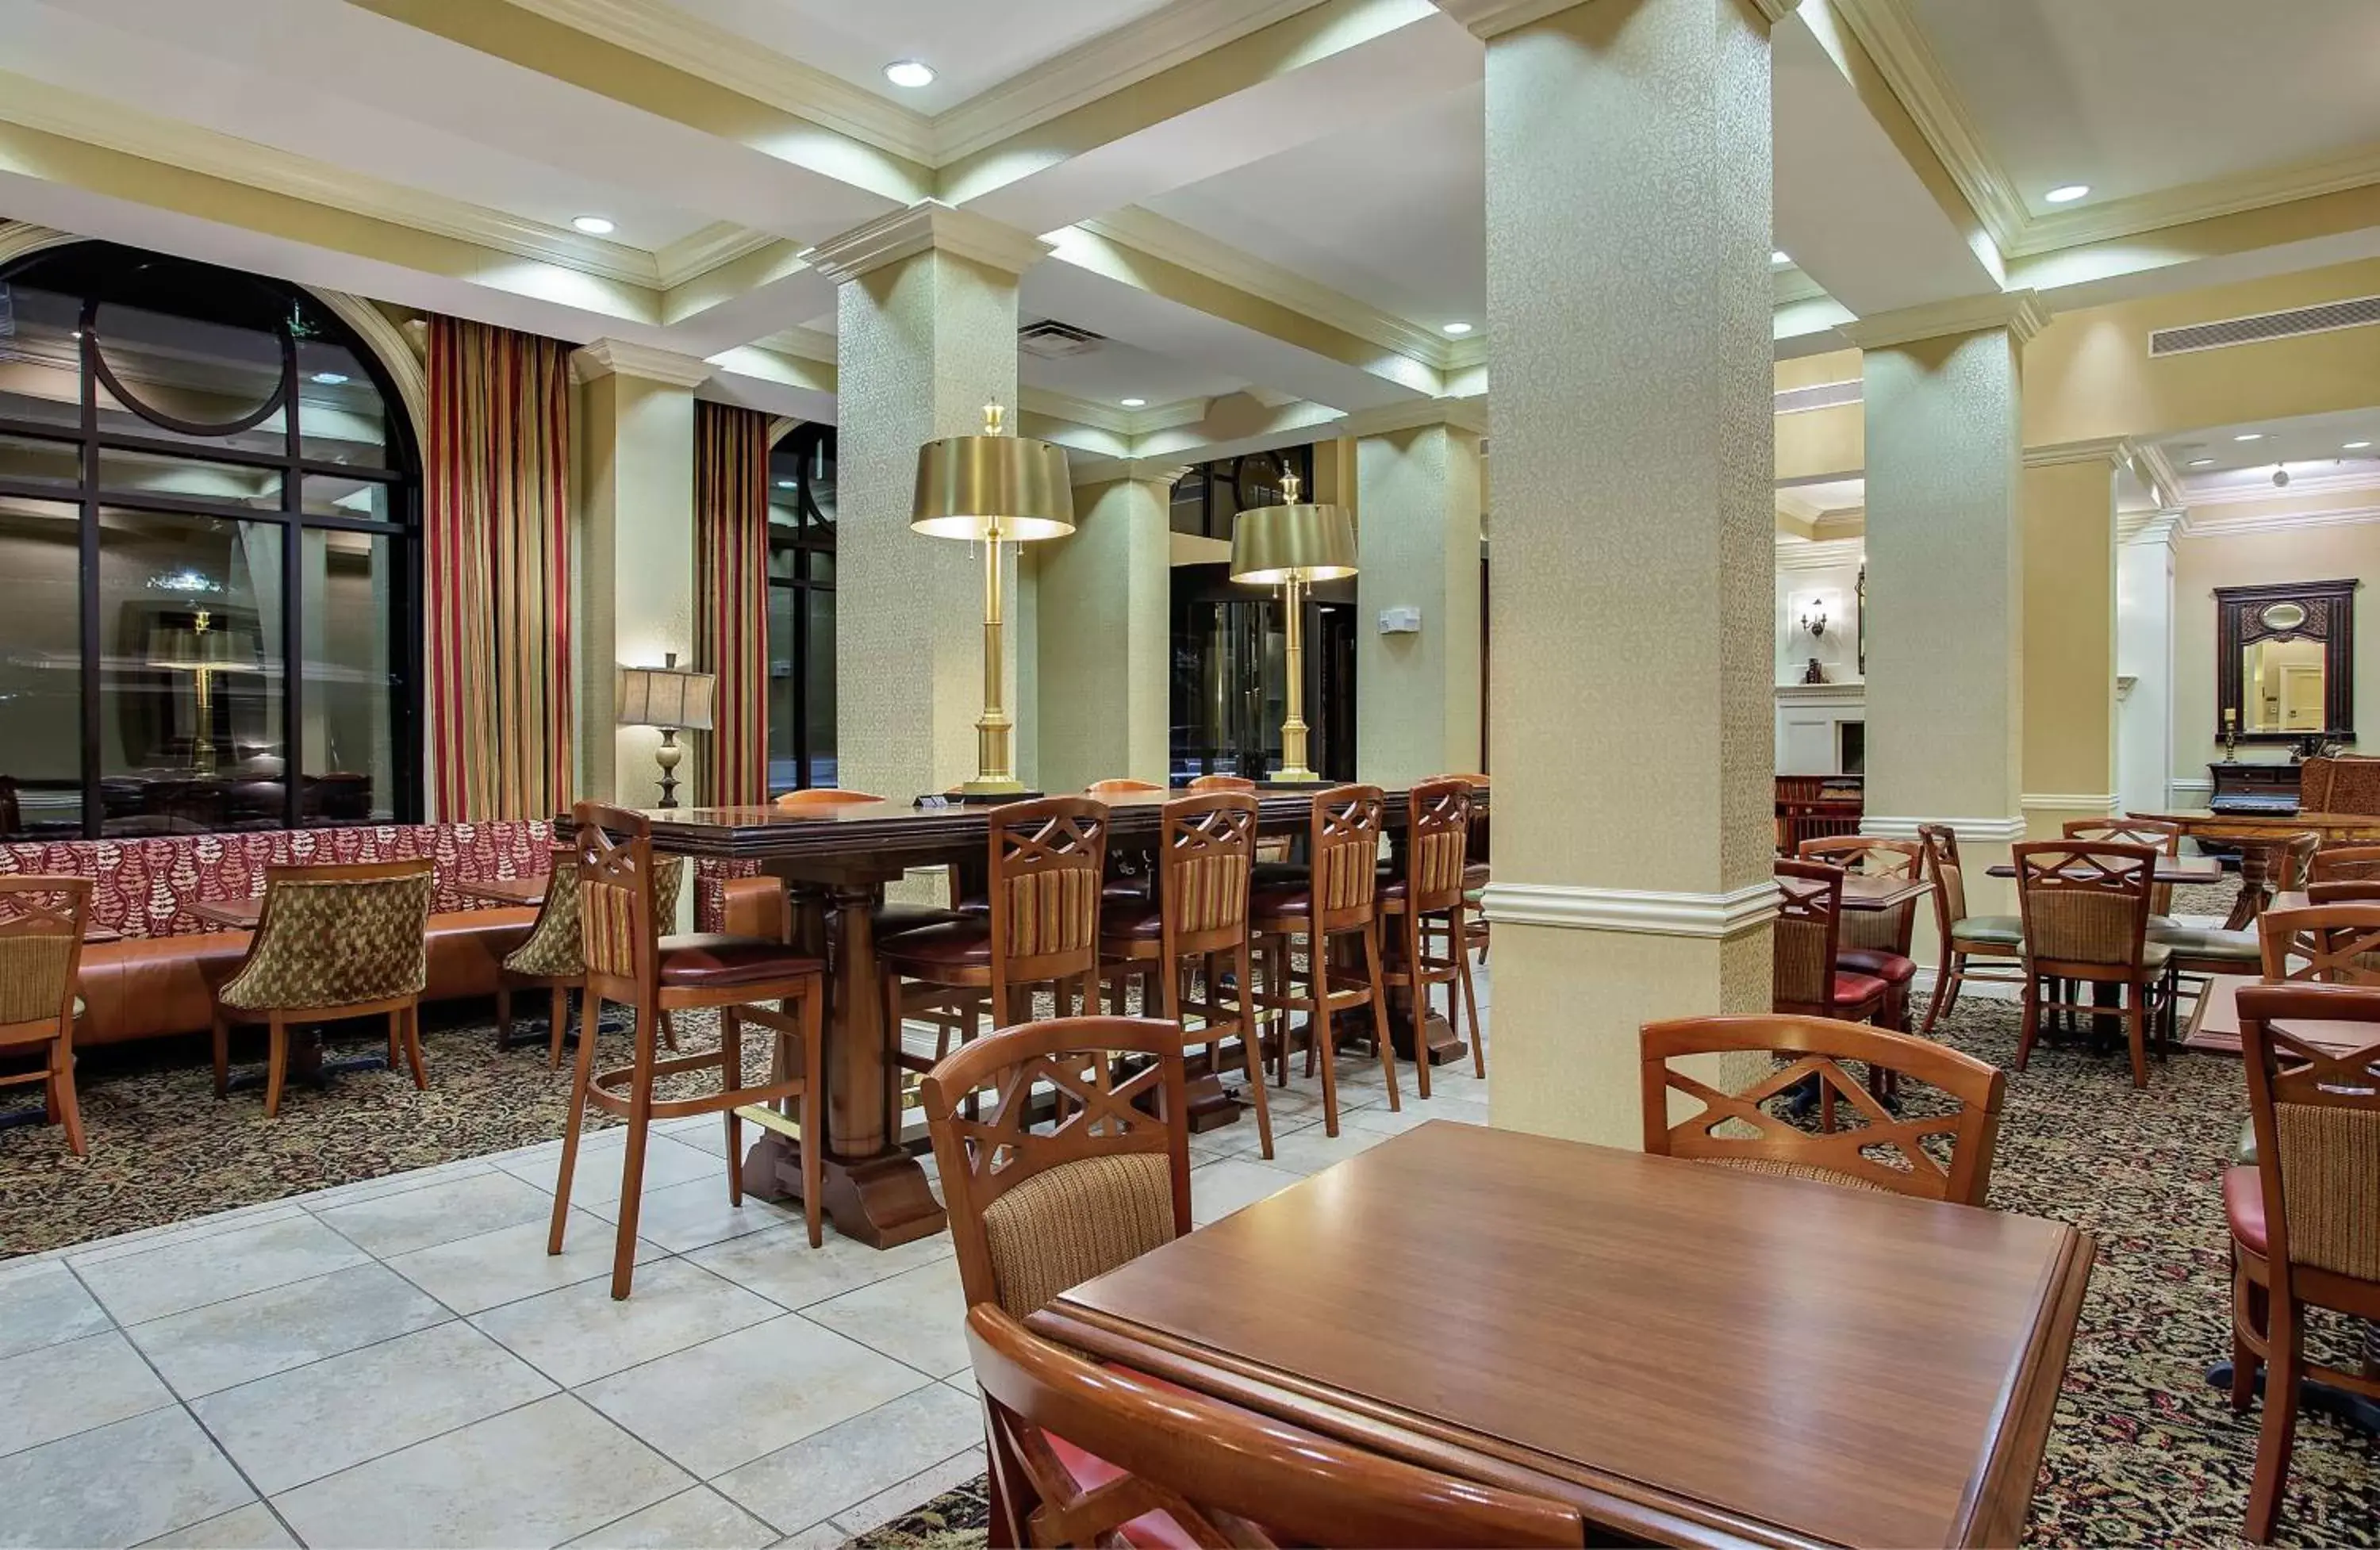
[911,405,1074,541]
[616,656,716,732]
[1229,499,1357,585]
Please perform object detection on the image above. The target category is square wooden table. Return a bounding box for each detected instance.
[1837,873,1932,913]
[1032,1121,2092,1549]
[1985,855,2223,885]
[185,898,261,930]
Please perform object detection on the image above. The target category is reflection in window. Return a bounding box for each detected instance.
[766,424,836,793]
[0,240,419,836]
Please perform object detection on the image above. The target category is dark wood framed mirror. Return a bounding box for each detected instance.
[2215,579,2358,745]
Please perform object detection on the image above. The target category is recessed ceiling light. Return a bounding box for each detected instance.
[883,59,936,89]
[2345,440,2374,451]
[1119,397,1146,409]
[1441,321,1473,336]
[309,371,349,386]
[2186,458,2217,467]
[774,479,797,489]
[2234,432,2267,442]
[2044,184,2090,204]
[1771,250,1791,266]
[571,214,616,235]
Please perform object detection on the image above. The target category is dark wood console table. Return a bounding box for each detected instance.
[2206,761,2302,815]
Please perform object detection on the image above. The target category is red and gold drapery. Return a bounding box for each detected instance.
[426,317,574,821]
[693,401,771,806]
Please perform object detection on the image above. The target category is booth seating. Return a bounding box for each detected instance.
[0,821,552,1048]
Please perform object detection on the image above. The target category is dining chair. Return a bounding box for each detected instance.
[1250,785,1400,1137]
[884,797,1110,1090]
[496,846,685,1068]
[1085,778,1165,798]
[551,804,827,1298]
[1430,771,1492,966]
[965,1303,1587,1550]
[1096,793,1273,1158]
[1916,823,2025,1034]
[919,1015,1192,1321]
[2308,843,2380,886]
[2253,902,2380,986]
[2225,983,2380,1543]
[1639,1014,2006,1206]
[1186,773,1254,792]
[2155,831,2320,981]
[2065,817,2182,918]
[1377,777,1483,1094]
[1771,860,1893,1028]
[1796,835,1921,1031]
[2011,841,2176,1089]
[1085,780,1165,901]
[210,861,436,1117]
[0,876,94,1156]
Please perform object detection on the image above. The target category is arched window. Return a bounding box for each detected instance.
[0,241,421,837]
[766,423,836,792]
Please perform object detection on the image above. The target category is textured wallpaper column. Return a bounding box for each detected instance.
[835,249,1023,802]
[2021,453,2120,833]
[1480,0,1775,1146]
[1862,330,2025,830]
[1356,423,1483,786]
[1036,474,1171,793]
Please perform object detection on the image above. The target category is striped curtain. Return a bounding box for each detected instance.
[693,401,771,806]
[426,317,574,821]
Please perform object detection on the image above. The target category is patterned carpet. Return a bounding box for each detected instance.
[4,952,2374,1546]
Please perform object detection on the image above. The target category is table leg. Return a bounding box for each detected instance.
[2225,841,2275,932]
[739,881,946,1249]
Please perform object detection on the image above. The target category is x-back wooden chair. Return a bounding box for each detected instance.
[2255,902,2380,986]
[0,876,93,1156]
[2013,840,2177,1088]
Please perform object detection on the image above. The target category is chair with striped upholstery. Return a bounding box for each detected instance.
[496,846,685,1068]
[1250,785,1399,1137]
[1640,1013,2006,1206]
[1378,777,1483,1095]
[884,797,1110,1091]
[0,876,93,1156]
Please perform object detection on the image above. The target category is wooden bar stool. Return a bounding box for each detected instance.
[551,803,827,1299]
[1097,791,1273,1157]
[883,797,1110,1091]
[1250,784,1399,1137]
[0,876,93,1157]
[1377,777,1483,1098]
[497,846,685,1068]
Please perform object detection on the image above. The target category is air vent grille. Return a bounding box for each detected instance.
[1017,320,1105,359]
[1774,378,1861,415]
[2149,296,2380,357]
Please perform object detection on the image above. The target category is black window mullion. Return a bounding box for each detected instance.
[280,324,303,829]
[76,305,102,841]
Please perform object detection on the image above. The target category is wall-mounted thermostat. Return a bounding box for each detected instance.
[1377,606,1422,635]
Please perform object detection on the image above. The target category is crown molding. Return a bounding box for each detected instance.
[934,0,1329,162]
[651,222,783,290]
[1020,387,1134,436]
[1478,881,1780,940]
[571,339,714,387]
[1081,208,1461,376]
[2183,505,2380,539]
[1861,815,2027,844]
[2132,443,2182,509]
[2023,435,2132,470]
[1825,0,2028,251]
[2118,509,2186,547]
[1775,535,1866,572]
[2005,142,2380,260]
[500,0,935,164]
[1431,0,1587,39]
[2185,466,2380,508]
[1838,288,2048,350]
[800,201,1050,285]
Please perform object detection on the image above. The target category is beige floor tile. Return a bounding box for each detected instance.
[575,1314,929,1479]
[1257,1121,1392,1176]
[294,1159,502,1213]
[505,1133,723,1214]
[712,1381,981,1533]
[271,1394,691,1550]
[1187,1157,1303,1226]
[129,1261,452,1399]
[582,1176,797,1254]
[565,1485,775,1549]
[797,1258,971,1379]
[0,1408,249,1548]
[64,1202,310,1269]
[684,1222,950,1313]
[763,1525,845,1550]
[386,1213,666,1317]
[74,1214,370,1326]
[313,1170,556,1259]
[826,1448,985,1537]
[0,1260,111,1361]
[136,1502,297,1549]
[0,1329,175,1458]
[474,1258,780,1387]
[194,1320,555,1494]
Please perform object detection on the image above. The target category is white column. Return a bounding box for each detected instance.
[1452,0,1782,1145]
[1356,420,1484,785]
[2118,512,2182,813]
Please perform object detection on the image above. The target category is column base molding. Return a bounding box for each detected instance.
[2018,792,2122,815]
[1860,814,2028,842]
[1480,881,1778,940]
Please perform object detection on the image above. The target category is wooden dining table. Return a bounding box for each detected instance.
[599,787,1462,1249]
[1983,854,2224,886]
[1032,1121,2091,1549]
[1836,873,1931,913]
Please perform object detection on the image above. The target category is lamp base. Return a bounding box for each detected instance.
[961,775,1031,797]
[1269,765,1322,785]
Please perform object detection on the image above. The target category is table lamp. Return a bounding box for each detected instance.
[148,609,259,776]
[616,652,715,808]
[1230,470,1356,783]
[912,401,1073,798]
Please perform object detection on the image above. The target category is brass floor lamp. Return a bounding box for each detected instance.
[1230,471,1357,784]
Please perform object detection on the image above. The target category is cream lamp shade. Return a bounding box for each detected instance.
[1228,470,1356,783]
[616,654,715,732]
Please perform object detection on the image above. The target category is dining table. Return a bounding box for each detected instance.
[1031,1121,2092,1548]
[2182,974,2380,1057]
[1984,854,2225,887]
[1836,873,1932,913]
[588,786,1467,1249]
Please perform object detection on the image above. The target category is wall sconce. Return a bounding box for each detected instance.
[1799,600,1829,639]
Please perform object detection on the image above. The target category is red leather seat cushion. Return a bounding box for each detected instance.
[2225,1164,2267,1258]
[1041,1365,1284,1549]
[1832,970,1890,1006]
[1461,861,1489,891]
[1249,884,1311,921]
[1838,948,1917,985]
[654,934,823,988]
[877,919,995,969]
[1100,900,1165,942]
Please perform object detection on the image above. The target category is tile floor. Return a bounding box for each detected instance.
[0,976,1492,1549]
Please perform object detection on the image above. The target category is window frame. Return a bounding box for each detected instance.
[0,241,424,836]
[766,422,836,795]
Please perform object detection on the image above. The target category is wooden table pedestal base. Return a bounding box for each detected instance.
[739,1134,947,1250]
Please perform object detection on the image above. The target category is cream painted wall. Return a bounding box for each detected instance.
[1774,552,1864,685]
[1035,476,1169,793]
[2021,455,2119,829]
[2171,520,2380,788]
